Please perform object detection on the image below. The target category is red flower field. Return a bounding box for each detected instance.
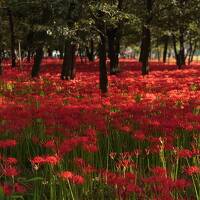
[0,58,200,199]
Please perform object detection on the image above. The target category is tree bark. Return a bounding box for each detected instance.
[99,34,108,93]
[61,40,76,80]
[86,39,95,62]
[163,36,169,63]
[139,0,152,75]
[47,48,52,57]
[7,8,16,68]
[107,28,119,75]
[178,29,185,68]
[140,26,151,75]
[31,46,43,78]
[27,49,31,62]
[0,17,3,75]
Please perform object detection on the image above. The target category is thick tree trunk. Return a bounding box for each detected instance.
[163,36,169,63]
[31,46,43,78]
[7,8,16,68]
[140,26,151,75]
[99,34,108,93]
[61,40,76,80]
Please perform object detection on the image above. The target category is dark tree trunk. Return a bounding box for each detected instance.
[190,43,196,64]
[188,41,196,65]
[61,40,76,80]
[172,34,178,62]
[140,26,151,75]
[0,17,3,75]
[0,51,2,76]
[27,49,31,62]
[86,39,94,62]
[178,30,185,68]
[60,49,64,59]
[163,36,169,63]
[59,39,64,59]
[99,34,108,93]
[26,31,33,63]
[7,8,16,68]
[48,48,52,57]
[70,44,76,79]
[139,0,152,75]
[107,28,119,75]
[173,30,185,69]
[31,46,43,78]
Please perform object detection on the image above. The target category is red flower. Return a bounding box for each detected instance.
[71,175,84,185]
[3,166,19,177]
[177,149,193,158]
[173,178,191,189]
[1,184,12,196]
[45,155,60,165]
[30,156,45,164]
[59,171,73,179]
[14,183,27,193]
[185,166,200,175]
[6,157,18,165]
[0,139,17,148]
[151,166,167,177]
[59,171,84,185]
[132,130,145,141]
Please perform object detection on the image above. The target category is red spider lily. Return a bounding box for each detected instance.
[30,155,60,165]
[0,140,17,148]
[59,171,84,185]
[185,166,200,175]
[14,183,27,193]
[5,157,18,165]
[74,157,96,174]
[3,166,19,177]
[177,149,193,158]
[101,170,141,199]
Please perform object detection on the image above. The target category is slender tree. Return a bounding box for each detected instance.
[7,8,16,68]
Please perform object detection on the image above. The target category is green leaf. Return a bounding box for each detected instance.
[23,177,43,183]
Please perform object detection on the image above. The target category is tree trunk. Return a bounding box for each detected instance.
[7,8,16,68]
[140,26,151,75]
[31,46,43,78]
[0,17,3,75]
[178,30,185,68]
[108,28,119,75]
[86,39,95,62]
[70,44,76,79]
[163,36,169,63]
[26,30,33,63]
[27,49,31,62]
[190,43,196,64]
[48,48,52,57]
[0,51,2,75]
[61,40,76,80]
[139,0,152,75]
[99,34,108,93]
